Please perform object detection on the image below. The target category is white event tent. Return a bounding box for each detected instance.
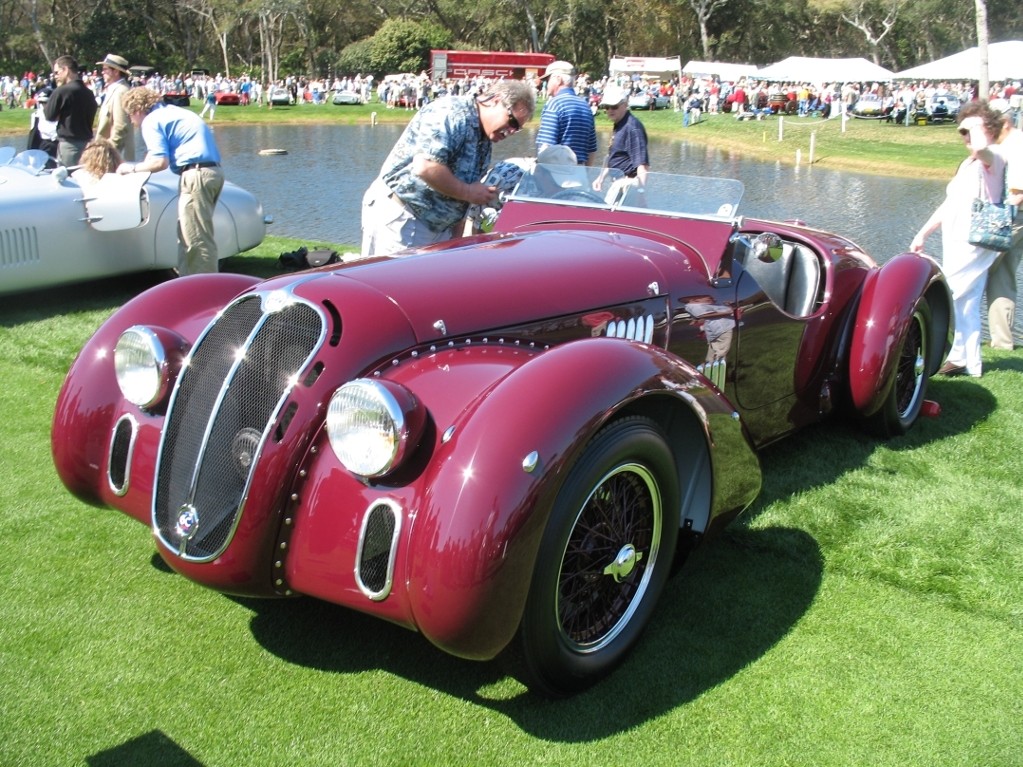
[609,55,683,81]
[895,40,1023,81]
[682,60,759,82]
[754,56,895,83]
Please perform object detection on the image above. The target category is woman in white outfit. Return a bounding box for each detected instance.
[910,100,1008,377]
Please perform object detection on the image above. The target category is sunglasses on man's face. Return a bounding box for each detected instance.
[506,108,521,133]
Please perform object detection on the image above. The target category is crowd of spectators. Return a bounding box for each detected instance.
[5,60,1020,133]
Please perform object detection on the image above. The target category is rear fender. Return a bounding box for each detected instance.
[52,273,260,510]
[401,337,757,660]
[848,252,951,415]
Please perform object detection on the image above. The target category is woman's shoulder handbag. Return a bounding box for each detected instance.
[968,161,1013,252]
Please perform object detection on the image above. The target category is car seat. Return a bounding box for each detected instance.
[741,241,821,317]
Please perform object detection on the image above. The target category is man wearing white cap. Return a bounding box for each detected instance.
[95,54,135,161]
[536,60,597,166]
[598,84,649,184]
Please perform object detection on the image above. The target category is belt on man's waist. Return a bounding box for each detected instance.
[181,161,220,172]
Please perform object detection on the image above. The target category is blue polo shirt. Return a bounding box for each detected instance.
[139,103,221,173]
[380,95,492,233]
[535,88,597,164]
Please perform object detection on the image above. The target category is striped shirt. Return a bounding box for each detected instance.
[535,88,597,164]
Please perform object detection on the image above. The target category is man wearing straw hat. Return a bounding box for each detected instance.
[95,54,135,161]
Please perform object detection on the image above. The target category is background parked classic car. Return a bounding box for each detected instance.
[852,92,885,118]
[332,89,362,105]
[268,86,293,106]
[926,92,961,122]
[0,148,267,295]
[628,87,671,110]
[52,164,951,696]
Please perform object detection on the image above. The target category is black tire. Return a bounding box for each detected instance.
[551,188,605,204]
[863,299,931,437]
[518,416,680,696]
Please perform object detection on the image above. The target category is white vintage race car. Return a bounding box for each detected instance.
[0,147,268,295]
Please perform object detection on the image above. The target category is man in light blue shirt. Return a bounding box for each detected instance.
[535,61,597,166]
[117,87,224,275]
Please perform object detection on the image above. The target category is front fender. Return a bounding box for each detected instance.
[403,337,741,660]
[848,252,951,415]
[51,273,259,508]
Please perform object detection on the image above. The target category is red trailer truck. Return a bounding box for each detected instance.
[431,50,555,80]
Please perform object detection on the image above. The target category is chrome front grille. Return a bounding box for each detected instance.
[154,293,324,561]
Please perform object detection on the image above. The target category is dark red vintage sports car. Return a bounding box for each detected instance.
[52,164,952,696]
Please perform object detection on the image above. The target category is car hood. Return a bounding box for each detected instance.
[313,230,675,343]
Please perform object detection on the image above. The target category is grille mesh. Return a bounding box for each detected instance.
[358,504,398,597]
[108,416,135,494]
[154,295,323,560]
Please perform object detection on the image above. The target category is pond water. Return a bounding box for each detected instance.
[216,121,1023,343]
[213,122,947,263]
[3,120,1018,343]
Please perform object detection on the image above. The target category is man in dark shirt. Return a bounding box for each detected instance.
[593,84,650,206]
[599,84,649,182]
[43,55,97,167]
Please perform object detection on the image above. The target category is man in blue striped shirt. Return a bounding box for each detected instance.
[535,61,597,166]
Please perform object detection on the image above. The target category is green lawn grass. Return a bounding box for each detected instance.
[1,240,1020,765]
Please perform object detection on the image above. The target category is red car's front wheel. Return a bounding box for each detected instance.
[518,416,680,696]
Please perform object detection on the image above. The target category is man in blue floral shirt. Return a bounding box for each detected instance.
[361,80,536,257]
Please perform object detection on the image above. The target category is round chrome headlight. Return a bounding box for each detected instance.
[114,326,166,409]
[327,379,424,478]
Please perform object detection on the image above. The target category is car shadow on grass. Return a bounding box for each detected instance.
[0,270,171,326]
[239,378,997,736]
[239,525,821,739]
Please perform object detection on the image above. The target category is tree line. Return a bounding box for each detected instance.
[3,0,1020,85]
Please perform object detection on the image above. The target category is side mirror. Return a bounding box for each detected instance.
[752,232,783,263]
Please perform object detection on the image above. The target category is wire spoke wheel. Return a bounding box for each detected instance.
[517,416,680,696]
[893,310,926,418]
[557,463,660,651]
[863,299,931,438]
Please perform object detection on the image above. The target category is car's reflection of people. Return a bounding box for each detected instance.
[685,296,736,365]
[592,84,649,207]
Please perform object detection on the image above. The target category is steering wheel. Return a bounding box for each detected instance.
[551,187,605,204]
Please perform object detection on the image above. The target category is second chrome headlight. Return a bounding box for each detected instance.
[326,379,425,478]
[114,326,168,409]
